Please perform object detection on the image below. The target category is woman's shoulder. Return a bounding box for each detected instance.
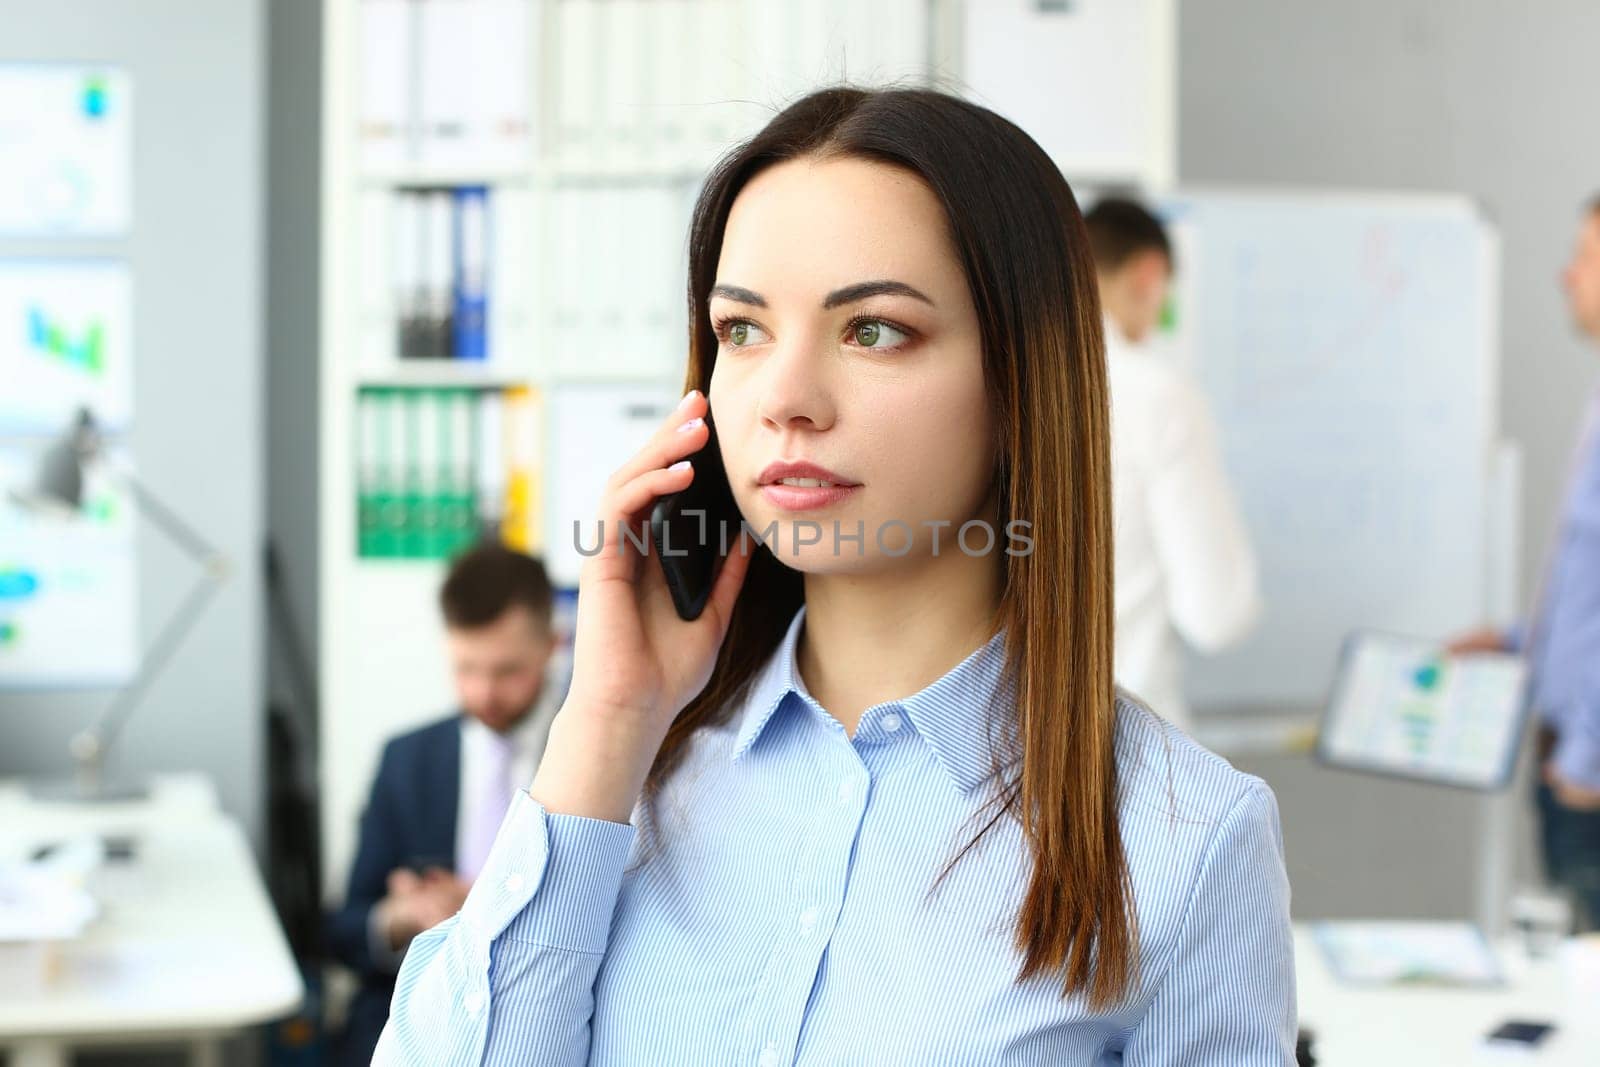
[1114,690,1269,813]
[1112,691,1284,909]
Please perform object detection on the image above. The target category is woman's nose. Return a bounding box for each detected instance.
[756,333,837,432]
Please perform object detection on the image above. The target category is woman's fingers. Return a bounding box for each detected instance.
[580,461,697,581]
[608,461,695,534]
[702,528,755,634]
[604,390,709,493]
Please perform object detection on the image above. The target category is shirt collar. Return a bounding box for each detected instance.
[1103,313,1137,359]
[462,662,567,758]
[731,604,1015,794]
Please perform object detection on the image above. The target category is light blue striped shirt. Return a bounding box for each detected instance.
[1520,386,1600,789]
[374,605,1296,1065]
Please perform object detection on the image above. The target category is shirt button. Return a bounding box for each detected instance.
[882,713,903,733]
[836,779,854,806]
[503,873,525,893]
[464,990,485,1016]
[757,1044,780,1067]
[798,905,819,934]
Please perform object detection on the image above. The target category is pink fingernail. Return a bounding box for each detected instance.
[669,459,691,471]
[677,389,700,411]
[676,416,704,433]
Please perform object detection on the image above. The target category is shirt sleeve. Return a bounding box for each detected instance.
[367,898,405,974]
[1123,782,1298,1066]
[1145,376,1264,654]
[1502,619,1527,655]
[1552,698,1600,792]
[372,789,636,1066]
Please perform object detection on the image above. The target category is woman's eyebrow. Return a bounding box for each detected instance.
[709,280,936,310]
[710,284,766,307]
[822,280,935,309]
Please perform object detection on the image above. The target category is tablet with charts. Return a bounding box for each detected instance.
[1316,631,1530,789]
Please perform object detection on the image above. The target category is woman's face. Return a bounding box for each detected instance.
[708,155,997,574]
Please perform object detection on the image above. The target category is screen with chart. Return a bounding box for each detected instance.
[0,261,137,687]
[1317,631,1528,789]
[0,65,131,236]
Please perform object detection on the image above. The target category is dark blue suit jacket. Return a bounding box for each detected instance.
[325,714,461,1063]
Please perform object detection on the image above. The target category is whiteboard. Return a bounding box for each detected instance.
[1151,190,1502,712]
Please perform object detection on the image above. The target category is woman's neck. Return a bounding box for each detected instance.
[796,547,1002,737]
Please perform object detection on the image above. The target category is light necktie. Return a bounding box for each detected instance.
[459,728,515,882]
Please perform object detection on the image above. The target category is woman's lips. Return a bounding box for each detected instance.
[759,482,861,511]
[756,460,860,512]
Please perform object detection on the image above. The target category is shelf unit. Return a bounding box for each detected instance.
[317,0,967,897]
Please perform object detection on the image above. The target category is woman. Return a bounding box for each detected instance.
[375,87,1295,1065]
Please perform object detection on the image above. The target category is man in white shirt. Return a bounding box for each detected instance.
[325,542,565,1065]
[1087,197,1262,731]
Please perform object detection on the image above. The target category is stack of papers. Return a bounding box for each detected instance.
[1314,920,1504,987]
[0,834,102,942]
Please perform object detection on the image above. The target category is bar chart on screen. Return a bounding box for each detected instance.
[1319,631,1528,789]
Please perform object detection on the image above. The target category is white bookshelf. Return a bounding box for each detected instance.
[317,0,1176,898]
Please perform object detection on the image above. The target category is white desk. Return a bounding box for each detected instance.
[1295,925,1600,1065]
[0,774,305,1067]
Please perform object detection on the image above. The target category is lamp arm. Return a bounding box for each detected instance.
[115,467,225,565]
[84,557,226,760]
[76,464,230,764]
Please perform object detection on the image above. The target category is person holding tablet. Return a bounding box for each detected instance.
[1450,194,1600,930]
[374,86,1295,1065]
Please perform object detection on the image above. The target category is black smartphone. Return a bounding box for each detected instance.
[1483,1020,1555,1048]
[650,411,742,620]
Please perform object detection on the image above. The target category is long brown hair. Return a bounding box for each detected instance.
[646,86,1132,1009]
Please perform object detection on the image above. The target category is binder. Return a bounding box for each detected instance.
[603,0,643,163]
[474,387,507,539]
[359,386,505,560]
[394,191,426,358]
[555,0,599,163]
[452,186,490,360]
[645,0,690,164]
[357,388,385,557]
[466,0,535,166]
[418,0,473,166]
[419,389,448,557]
[376,389,407,557]
[400,389,427,557]
[357,0,415,169]
[501,386,542,554]
[549,187,584,371]
[443,389,479,553]
[423,189,455,358]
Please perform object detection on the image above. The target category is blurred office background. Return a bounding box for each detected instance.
[2,1,1599,1063]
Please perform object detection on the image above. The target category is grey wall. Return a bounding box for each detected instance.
[265,0,322,725]
[0,0,267,843]
[1179,0,1600,918]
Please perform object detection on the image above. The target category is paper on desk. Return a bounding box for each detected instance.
[1314,920,1505,987]
[1569,934,1600,1000]
[0,835,101,941]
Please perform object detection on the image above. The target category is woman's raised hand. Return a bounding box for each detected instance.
[529,389,753,824]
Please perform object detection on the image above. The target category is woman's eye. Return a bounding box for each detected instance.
[724,320,769,347]
[851,319,908,349]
